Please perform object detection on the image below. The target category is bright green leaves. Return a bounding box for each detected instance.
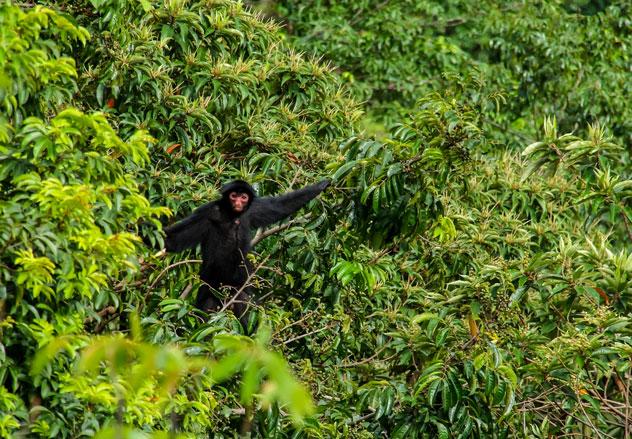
[432,216,457,243]
[0,1,353,434]
[15,109,151,170]
[0,386,24,437]
[522,117,622,179]
[212,329,314,424]
[333,88,481,246]
[79,337,189,397]
[2,109,166,303]
[330,248,393,290]
[32,325,313,435]
[0,4,88,122]
[14,249,55,299]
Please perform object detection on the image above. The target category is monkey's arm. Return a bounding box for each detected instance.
[247,179,329,229]
[164,202,215,252]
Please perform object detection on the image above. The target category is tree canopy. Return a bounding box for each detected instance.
[1,1,631,438]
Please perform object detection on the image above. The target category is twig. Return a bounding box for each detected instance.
[550,399,596,434]
[138,259,201,314]
[219,255,270,313]
[624,372,630,439]
[250,213,311,246]
[368,245,396,264]
[349,409,376,425]
[588,387,629,418]
[272,311,315,337]
[575,395,607,439]
[146,259,202,296]
[340,343,389,368]
[288,173,301,189]
[281,323,334,346]
[620,209,632,243]
[516,385,564,406]
[179,283,193,299]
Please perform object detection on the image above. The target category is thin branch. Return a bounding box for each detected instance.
[620,208,632,243]
[349,409,376,425]
[340,343,390,368]
[588,388,629,419]
[368,245,396,264]
[624,372,630,439]
[250,213,311,246]
[575,395,607,439]
[288,172,301,189]
[272,311,316,337]
[179,283,193,299]
[552,397,613,439]
[138,259,201,314]
[255,289,275,304]
[94,311,122,334]
[146,259,202,295]
[281,323,334,346]
[219,255,270,313]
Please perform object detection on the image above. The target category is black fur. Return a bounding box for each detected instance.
[164,179,329,326]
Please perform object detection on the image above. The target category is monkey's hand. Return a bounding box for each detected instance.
[317,179,331,191]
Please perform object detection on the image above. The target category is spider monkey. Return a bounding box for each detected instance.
[163,179,330,328]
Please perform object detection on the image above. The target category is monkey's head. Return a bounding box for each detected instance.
[220,180,256,215]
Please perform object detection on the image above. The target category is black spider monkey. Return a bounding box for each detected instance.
[163,179,330,328]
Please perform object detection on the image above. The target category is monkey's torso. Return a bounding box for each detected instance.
[163,179,329,318]
[199,204,254,289]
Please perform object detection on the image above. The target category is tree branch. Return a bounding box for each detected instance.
[250,213,311,246]
[179,283,193,299]
[219,255,270,314]
[146,259,202,294]
[340,343,390,368]
[138,259,202,314]
[280,323,335,346]
[620,208,632,243]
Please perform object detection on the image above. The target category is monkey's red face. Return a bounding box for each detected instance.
[229,192,250,213]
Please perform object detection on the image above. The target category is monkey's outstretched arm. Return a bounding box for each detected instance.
[163,202,215,252]
[247,179,329,229]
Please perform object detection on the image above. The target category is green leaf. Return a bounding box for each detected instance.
[331,160,357,182]
[435,421,449,439]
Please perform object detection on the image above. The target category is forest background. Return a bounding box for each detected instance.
[1,0,631,437]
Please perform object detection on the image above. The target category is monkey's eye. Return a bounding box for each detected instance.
[229,192,249,202]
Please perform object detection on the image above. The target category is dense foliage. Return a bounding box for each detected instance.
[252,0,632,147]
[1,0,631,438]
